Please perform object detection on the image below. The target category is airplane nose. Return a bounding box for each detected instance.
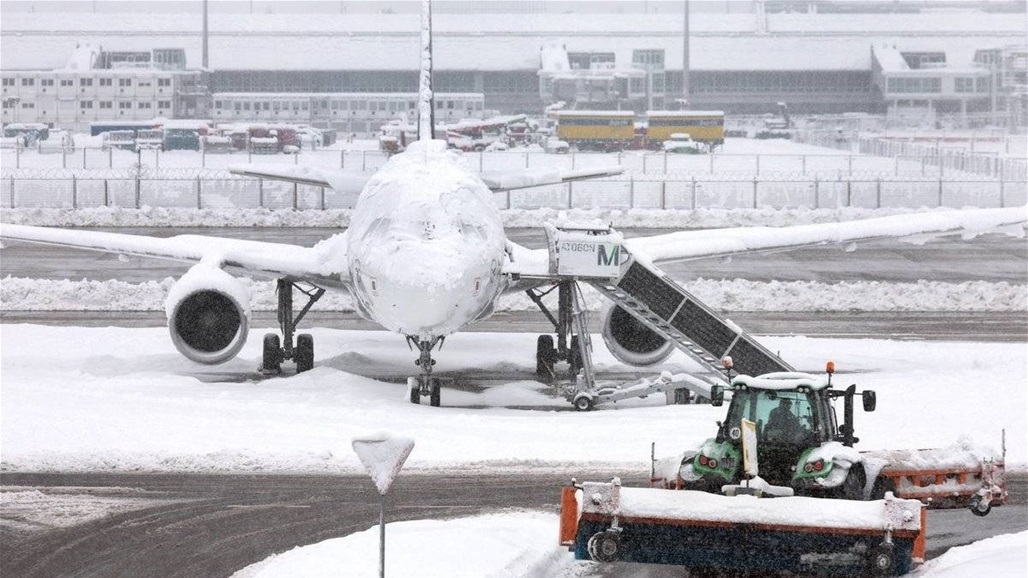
[356,239,489,336]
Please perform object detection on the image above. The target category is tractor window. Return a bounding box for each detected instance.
[727,389,816,444]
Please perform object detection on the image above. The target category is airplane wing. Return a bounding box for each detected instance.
[0,224,352,289]
[229,164,623,193]
[503,207,1026,280]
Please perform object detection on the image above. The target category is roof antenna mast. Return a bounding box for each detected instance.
[417,0,436,142]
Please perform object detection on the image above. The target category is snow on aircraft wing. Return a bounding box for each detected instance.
[228,165,370,195]
[503,207,1027,280]
[229,163,623,193]
[0,224,352,289]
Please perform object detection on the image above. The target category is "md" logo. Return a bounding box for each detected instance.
[597,244,620,266]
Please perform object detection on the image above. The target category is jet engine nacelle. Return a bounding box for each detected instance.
[600,303,675,367]
[165,264,251,365]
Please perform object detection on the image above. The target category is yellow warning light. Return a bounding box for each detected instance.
[722,357,734,369]
[826,361,836,374]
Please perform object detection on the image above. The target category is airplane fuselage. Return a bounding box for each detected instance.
[346,140,508,340]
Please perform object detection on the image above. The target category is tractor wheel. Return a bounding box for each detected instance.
[569,335,584,375]
[839,464,867,500]
[429,378,441,407]
[870,476,896,500]
[868,542,896,576]
[261,333,282,373]
[969,494,992,517]
[588,531,622,563]
[536,335,555,376]
[295,333,314,373]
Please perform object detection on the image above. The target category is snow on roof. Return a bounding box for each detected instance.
[62,42,98,71]
[1,12,1022,72]
[731,372,831,391]
[539,40,569,72]
[874,46,911,72]
[553,110,635,118]
[647,110,725,117]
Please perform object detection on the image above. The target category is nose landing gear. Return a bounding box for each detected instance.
[407,336,447,407]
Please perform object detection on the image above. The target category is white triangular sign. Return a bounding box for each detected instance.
[352,432,415,495]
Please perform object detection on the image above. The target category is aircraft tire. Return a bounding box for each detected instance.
[536,335,555,376]
[262,333,282,373]
[569,335,583,375]
[295,334,314,373]
[429,378,441,407]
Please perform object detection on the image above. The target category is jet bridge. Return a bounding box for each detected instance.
[538,222,792,410]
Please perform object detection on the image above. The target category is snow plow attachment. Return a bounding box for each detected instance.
[560,479,926,576]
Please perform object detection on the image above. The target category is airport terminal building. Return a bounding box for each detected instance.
[1,1,1025,133]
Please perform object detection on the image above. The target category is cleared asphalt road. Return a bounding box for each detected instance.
[2,472,1024,578]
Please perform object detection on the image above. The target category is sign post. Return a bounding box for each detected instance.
[352,432,415,578]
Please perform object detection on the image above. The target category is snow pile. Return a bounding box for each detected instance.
[231,511,570,578]
[0,486,173,534]
[3,276,1023,313]
[0,206,994,229]
[912,531,1027,577]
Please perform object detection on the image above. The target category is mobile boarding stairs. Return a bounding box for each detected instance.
[525,221,792,411]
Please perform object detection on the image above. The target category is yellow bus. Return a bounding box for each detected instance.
[645,110,725,150]
[555,111,636,151]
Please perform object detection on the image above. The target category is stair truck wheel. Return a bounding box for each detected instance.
[262,333,282,373]
[408,377,420,405]
[569,335,583,375]
[295,333,314,373]
[536,335,555,376]
[429,377,441,407]
[587,531,622,563]
[573,394,594,412]
[969,493,992,517]
[868,542,896,576]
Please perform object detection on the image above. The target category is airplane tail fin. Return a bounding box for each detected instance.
[417,0,436,141]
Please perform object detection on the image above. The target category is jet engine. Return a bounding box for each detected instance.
[600,303,674,367]
[165,264,251,365]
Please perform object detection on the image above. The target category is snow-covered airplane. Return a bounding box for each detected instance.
[1,2,1025,408]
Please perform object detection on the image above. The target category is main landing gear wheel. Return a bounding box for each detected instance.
[295,333,314,373]
[536,335,556,376]
[429,378,441,407]
[587,530,622,563]
[868,542,896,576]
[262,333,282,373]
[408,377,420,405]
[569,335,584,376]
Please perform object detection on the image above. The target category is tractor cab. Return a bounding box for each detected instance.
[684,363,876,495]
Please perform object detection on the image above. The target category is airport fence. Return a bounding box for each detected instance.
[3,173,1024,212]
[2,145,1025,182]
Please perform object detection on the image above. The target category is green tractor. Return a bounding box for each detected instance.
[676,363,894,500]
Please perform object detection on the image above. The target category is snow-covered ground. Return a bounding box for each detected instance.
[1,325,1023,474]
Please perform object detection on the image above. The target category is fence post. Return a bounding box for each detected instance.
[62,148,67,169]
[846,179,852,207]
[629,175,635,208]
[104,179,109,207]
[340,149,345,169]
[938,178,944,208]
[571,152,576,170]
[999,177,1005,208]
[506,189,511,210]
[663,152,668,173]
[321,186,326,210]
[756,154,760,175]
[709,153,714,173]
[83,147,87,169]
[921,156,926,177]
[72,175,78,209]
[362,151,367,172]
[10,175,15,208]
[642,154,647,175]
[197,176,203,209]
[876,178,882,209]
[660,181,666,210]
[259,178,264,208]
[753,177,759,209]
[202,148,206,168]
[802,155,806,176]
[109,147,113,168]
[15,147,19,169]
[293,183,298,210]
[691,177,697,210]
[135,173,141,209]
[813,177,819,209]
[525,151,530,168]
